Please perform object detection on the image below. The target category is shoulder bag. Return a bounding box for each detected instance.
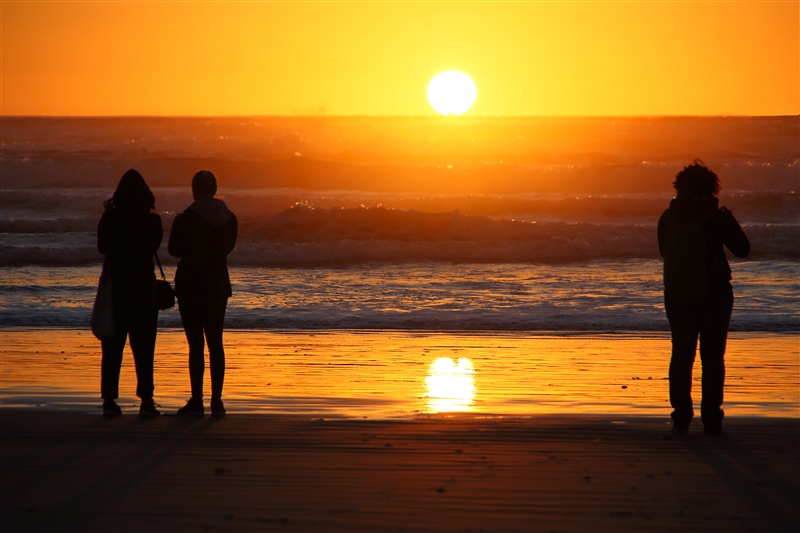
[152,253,175,310]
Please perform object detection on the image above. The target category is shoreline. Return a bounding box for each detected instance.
[3,325,799,335]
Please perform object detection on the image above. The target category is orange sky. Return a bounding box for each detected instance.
[1,1,798,116]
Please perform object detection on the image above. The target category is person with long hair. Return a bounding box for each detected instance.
[169,170,238,417]
[658,160,750,434]
[97,169,163,416]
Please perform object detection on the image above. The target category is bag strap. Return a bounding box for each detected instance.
[154,253,167,281]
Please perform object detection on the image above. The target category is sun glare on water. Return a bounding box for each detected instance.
[426,71,477,116]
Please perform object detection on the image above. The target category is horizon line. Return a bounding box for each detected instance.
[2,114,798,119]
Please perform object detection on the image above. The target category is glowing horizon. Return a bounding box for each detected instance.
[1,2,798,117]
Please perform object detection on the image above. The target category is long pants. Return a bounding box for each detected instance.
[101,281,158,400]
[178,298,228,401]
[665,286,733,428]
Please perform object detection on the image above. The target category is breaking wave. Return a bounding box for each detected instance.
[1,203,796,266]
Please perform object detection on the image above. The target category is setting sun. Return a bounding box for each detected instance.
[426,71,478,116]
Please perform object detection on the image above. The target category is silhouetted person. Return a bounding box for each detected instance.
[97,169,163,416]
[170,170,238,416]
[658,160,749,434]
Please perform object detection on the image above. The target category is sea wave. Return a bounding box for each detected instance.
[0,216,99,233]
[2,187,796,225]
[1,298,796,332]
[0,222,795,268]
[3,117,798,208]
[2,188,797,266]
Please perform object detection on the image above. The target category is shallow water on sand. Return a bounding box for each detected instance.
[1,329,796,418]
[2,261,798,332]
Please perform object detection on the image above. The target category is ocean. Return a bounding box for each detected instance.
[1,116,798,333]
[1,116,798,416]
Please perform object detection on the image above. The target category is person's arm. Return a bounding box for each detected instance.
[168,213,185,258]
[657,210,669,258]
[149,214,163,255]
[222,214,238,256]
[719,206,750,258]
[97,211,110,254]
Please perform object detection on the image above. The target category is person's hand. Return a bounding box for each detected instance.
[719,206,733,216]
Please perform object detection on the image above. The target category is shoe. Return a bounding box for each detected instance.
[103,399,122,416]
[139,399,161,417]
[672,421,690,434]
[211,399,226,417]
[702,410,724,435]
[177,397,204,417]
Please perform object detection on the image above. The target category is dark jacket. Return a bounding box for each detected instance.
[98,208,163,284]
[169,198,238,301]
[657,195,750,293]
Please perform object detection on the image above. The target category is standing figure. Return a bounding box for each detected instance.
[658,160,750,434]
[98,169,163,417]
[170,170,238,416]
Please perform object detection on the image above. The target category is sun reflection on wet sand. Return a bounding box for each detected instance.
[0,329,797,418]
[424,357,475,413]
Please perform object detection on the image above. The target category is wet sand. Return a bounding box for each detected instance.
[2,329,798,417]
[1,411,798,532]
[2,330,798,531]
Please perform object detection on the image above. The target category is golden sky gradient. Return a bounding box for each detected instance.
[2,1,798,116]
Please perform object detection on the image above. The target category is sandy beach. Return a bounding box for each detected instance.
[2,411,798,532]
[2,329,799,531]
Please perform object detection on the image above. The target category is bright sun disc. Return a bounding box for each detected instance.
[426,71,477,116]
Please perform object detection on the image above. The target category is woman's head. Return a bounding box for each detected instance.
[673,159,720,198]
[110,169,155,211]
[192,170,217,201]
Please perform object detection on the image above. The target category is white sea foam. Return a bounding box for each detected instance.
[2,185,799,265]
[1,262,796,332]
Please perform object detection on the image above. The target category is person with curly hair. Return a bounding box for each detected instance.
[657,160,750,434]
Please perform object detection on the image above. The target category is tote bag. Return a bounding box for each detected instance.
[91,255,115,341]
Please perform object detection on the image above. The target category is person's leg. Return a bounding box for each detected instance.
[100,331,127,401]
[665,297,700,429]
[101,288,131,401]
[203,300,228,402]
[179,298,206,400]
[698,287,734,432]
[128,291,158,401]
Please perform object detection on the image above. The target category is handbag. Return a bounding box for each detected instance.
[91,255,115,341]
[152,253,175,310]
